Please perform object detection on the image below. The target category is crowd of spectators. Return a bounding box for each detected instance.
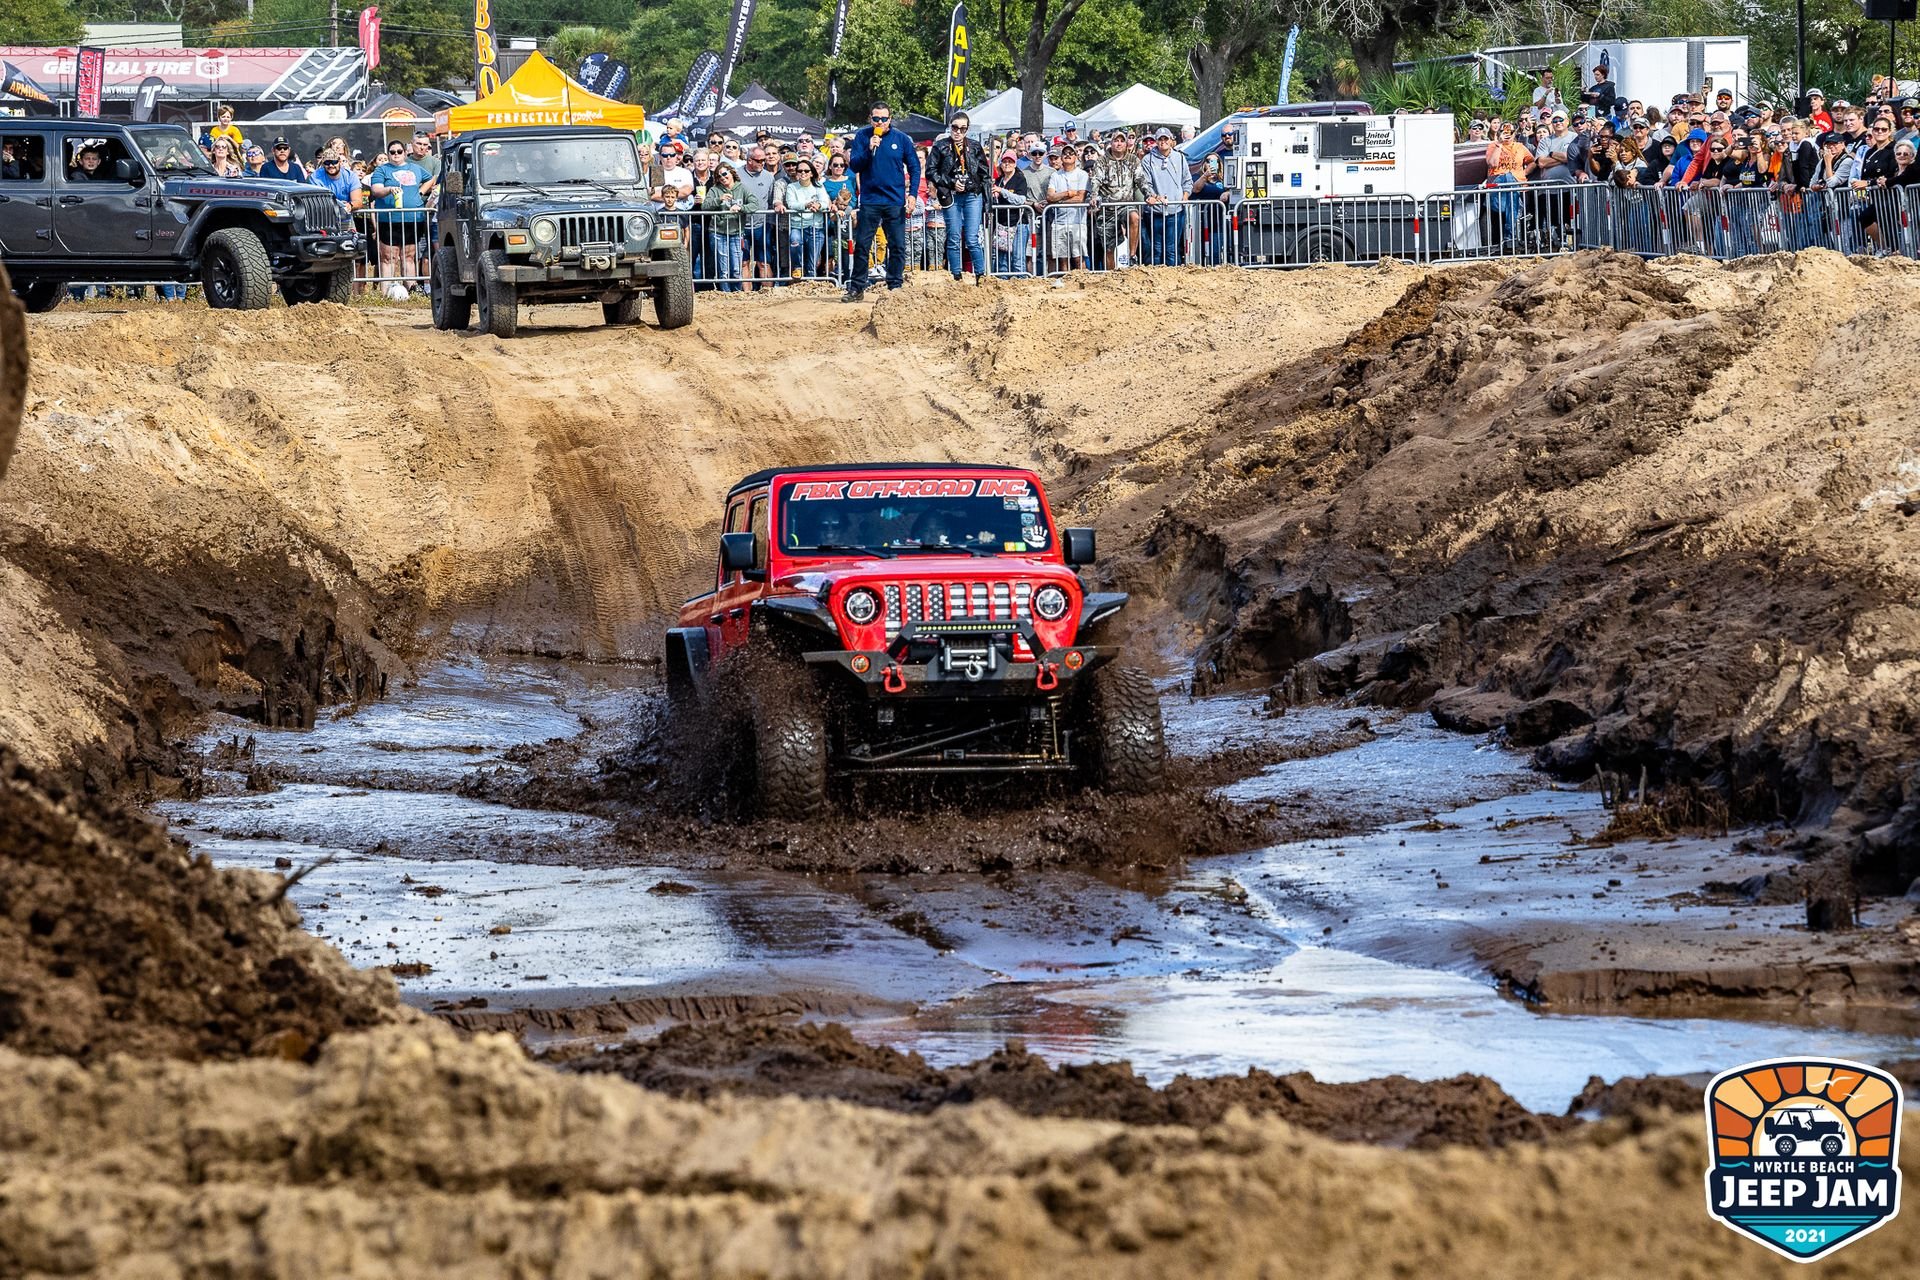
[1470,72,1920,252]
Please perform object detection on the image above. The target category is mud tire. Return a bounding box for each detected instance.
[432,248,472,331]
[603,291,646,326]
[653,250,693,329]
[201,227,274,310]
[476,248,519,338]
[1080,664,1166,795]
[14,281,64,313]
[282,266,352,306]
[750,666,829,819]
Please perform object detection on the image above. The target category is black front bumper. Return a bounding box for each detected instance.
[805,627,1115,699]
[496,252,679,285]
[290,229,361,268]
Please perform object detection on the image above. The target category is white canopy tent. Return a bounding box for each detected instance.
[1077,83,1200,133]
[963,87,1072,134]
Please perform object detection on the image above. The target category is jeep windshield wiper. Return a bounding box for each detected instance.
[797,542,895,559]
[555,177,622,195]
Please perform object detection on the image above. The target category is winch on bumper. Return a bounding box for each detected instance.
[804,620,1116,697]
[495,248,682,284]
[290,229,361,262]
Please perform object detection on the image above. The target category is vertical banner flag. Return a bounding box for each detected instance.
[0,61,54,105]
[132,75,166,121]
[661,49,721,119]
[359,7,382,72]
[473,0,500,97]
[575,53,633,101]
[715,0,758,106]
[75,46,105,117]
[944,3,970,122]
[827,0,850,116]
[1277,24,1299,105]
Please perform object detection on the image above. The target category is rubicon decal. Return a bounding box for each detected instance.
[1704,1057,1902,1262]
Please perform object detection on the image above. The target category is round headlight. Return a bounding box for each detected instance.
[627,213,650,239]
[531,217,558,245]
[843,588,880,625]
[1032,584,1070,621]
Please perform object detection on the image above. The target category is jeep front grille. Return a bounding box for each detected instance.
[554,213,625,248]
[880,580,1035,636]
[294,192,347,231]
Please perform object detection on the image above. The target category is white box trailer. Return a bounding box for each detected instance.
[1220,112,1455,262]
[1583,37,1749,112]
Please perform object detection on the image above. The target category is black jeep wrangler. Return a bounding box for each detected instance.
[1,121,358,312]
[430,126,692,338]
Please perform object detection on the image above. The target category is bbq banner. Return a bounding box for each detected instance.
[827,0,850,116]
[75,46,104,116]
[473,0,500,96]
[715,0,757,106]
[943,3,969,122]
[0,59,53,105]
[359,6,382,72]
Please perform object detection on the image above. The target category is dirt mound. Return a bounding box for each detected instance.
[572,1019,1571,1147]
[1072,251,1920,880]
[1567,1072,1705,1119]
[6,1022,1916,1277]
[0,272,21,480]
[0,748,397,1061]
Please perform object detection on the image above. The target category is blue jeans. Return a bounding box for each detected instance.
[851,202,906,291]
[710,231,744,290]
[791,223,825,277]
[1488,173,1524,232]
[744,224,773,284]
[1148,206,1187,264]
[944,193,984,278]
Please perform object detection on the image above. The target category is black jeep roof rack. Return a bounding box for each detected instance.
[727,461,1028,497]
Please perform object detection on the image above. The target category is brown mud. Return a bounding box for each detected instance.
[569,1018,1572,1148]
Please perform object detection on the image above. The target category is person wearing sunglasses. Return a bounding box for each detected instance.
[369,141,432,291]
[842,101,922,302]
[260,136,306,182]
[928,111,990,284]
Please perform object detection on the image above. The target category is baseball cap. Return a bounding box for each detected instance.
[1686,127,1709,142]
[1026,140,1044,153]
[1816,131,1842,146]
[1153,127,1173,140]
[1717,87,1733,97]
[1807,88,1825,98]
[1064,120,1078,130]
[1904,96,1920,109]
[271,135,289,147]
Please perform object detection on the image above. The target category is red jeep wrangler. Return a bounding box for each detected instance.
[666,463,1165,816]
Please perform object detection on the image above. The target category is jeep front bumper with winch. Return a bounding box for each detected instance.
[494,248,682,284]
[804,621,1115,698]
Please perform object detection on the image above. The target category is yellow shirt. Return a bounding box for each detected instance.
[210,123,244,152]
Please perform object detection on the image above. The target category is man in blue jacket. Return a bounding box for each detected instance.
[844,100,922,302]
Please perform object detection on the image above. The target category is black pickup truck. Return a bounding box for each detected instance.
[1,120,358,311]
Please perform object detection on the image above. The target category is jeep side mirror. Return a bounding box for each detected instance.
[111,159,143,185]
[1063,527,1096,566]
[443,171,463,197]
[720,531,757,572]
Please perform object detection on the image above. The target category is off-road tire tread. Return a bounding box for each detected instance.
[751,667,829,819]
[603,291,645,325]
[15,281,64,313]
[477,248,518,338]
[322,264,353,305]
[432,247,472,330]
[202,227,274,310]
[1085,664,1166,795]
[654,250,693,329]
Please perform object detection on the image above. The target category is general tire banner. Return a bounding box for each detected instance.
[827,0,850,117]
[943,3,969,122]
[76,46,104,116]
[0,60,53,105]
[359,7,381,72]
[715,0,757,106]
[473,0,500,97]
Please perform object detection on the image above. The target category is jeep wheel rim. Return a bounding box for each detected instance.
[207,251,237,305]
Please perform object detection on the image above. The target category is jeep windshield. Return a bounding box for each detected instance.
[778,479,1053,555]
[130,127,215,174]
[477,136,640,188]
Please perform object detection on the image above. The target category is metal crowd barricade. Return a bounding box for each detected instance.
[350,209,433,291]
[1228,194,1424,267]
[1424,183,1585,261]
[986,206,1040,277]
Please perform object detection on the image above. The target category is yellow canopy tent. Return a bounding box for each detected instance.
[436,51,647,135]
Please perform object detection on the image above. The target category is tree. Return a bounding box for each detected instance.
[824,0,941,119]
[1,0,85,45]
[1156,0,1289,128]
[984,0,1098,132]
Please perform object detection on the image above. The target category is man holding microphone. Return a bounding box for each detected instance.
[843,100,922,302]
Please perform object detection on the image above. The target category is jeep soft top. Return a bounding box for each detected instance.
[667,463,1165,816]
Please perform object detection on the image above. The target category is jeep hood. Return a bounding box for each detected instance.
[161,177,305,200]
[481,192,652,217]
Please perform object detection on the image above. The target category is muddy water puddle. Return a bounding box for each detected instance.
[160,660,1920,1112]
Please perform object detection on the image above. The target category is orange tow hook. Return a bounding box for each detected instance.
[1035,662,1059,692]
[883,664,907,694]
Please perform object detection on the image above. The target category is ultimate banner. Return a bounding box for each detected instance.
[715,0,757,106]
[943,3,969,122]
[659,49,721,119]
[473,0,500,97]
[827,0,850,116]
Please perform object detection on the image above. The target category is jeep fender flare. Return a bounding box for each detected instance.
[1075,591,1130,644]
[665,627,711,700]
[180,204,284,260]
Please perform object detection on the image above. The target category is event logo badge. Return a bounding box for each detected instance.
[1704,1058,1902,1261]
